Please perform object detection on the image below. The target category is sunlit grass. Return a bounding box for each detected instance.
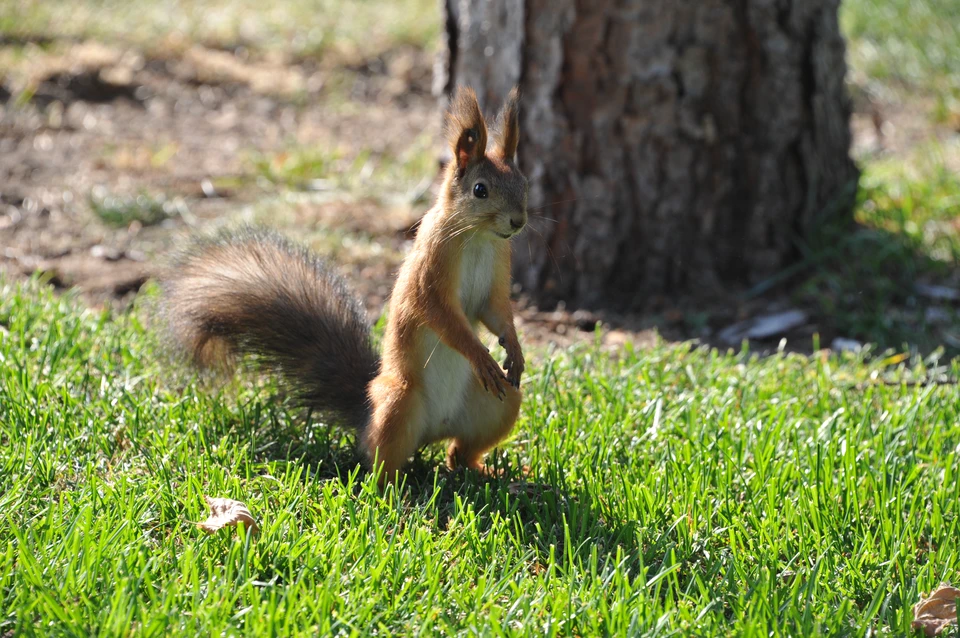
[842,0,960,114]
[0,2,959,633]
[0,0,440,60]
[2,280,959,634]
[247,133,436,203]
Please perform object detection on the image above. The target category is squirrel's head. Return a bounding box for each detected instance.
[443,86,528,240]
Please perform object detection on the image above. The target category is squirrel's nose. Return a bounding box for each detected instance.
[510,218,525,230]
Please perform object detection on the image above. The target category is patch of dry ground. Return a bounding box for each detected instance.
[1,37,957,353]
[0,42,429,295]
[0,39,637,350]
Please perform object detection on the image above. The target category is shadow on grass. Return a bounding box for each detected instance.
[616,165,960,360]
[787,165,960,357]
[252,416,653,582]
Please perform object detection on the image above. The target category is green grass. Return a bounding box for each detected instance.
[826,0,960,352]
[842,0,960,111]
[0,0,440,60]
[2,2,960,633]
[3,280,960,635]
[89,189,180,228]
[794,151,960,354]
[248,135,436,204]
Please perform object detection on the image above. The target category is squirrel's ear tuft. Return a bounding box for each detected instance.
[445,86,487,177]
[494,86,520,161]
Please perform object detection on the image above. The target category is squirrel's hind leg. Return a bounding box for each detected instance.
[364,374,424,486]
[446,381,521,474]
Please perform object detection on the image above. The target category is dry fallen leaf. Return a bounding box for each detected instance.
[197,496,259,535]
[912,583,960,636]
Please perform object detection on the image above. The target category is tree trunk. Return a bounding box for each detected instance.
[437,0,859,309]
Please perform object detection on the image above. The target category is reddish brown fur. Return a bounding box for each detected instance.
[363,86,528,484]
[493,87,521,161]
[160,87,528,487]
[445,87,488,176]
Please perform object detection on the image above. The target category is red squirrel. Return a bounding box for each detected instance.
[161,87,528,484]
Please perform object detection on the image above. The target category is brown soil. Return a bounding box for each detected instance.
[0,39,640,350]
[0,38,952,354]
[0,42,425,289]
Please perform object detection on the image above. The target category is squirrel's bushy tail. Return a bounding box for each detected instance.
[159,227,379,429]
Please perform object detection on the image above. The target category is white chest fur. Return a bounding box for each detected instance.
[458,239,495,319]
[417,238,496,438]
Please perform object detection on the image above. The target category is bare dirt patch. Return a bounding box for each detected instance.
[0,40,432,298]
[3,38,957,354]
[0,38,653,351]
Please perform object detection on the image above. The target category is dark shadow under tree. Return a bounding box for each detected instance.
[437,0,860,309]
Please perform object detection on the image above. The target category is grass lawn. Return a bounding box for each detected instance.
[842,0,960,113]
[0,0,440,60]
[1,0,960,635]
[2,281,959,635]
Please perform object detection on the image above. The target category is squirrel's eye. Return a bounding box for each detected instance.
[473,183,488,199]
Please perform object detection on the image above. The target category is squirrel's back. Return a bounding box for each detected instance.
[159,227,379,429]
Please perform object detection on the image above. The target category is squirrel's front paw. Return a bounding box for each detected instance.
[475,355,507,400]
[503,354,524,389]
[499,336,524,389]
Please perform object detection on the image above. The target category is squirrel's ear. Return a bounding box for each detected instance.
[445,86,487,178]
[494,86,521,161]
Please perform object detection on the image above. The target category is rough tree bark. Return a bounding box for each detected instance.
[437,0,859,308]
